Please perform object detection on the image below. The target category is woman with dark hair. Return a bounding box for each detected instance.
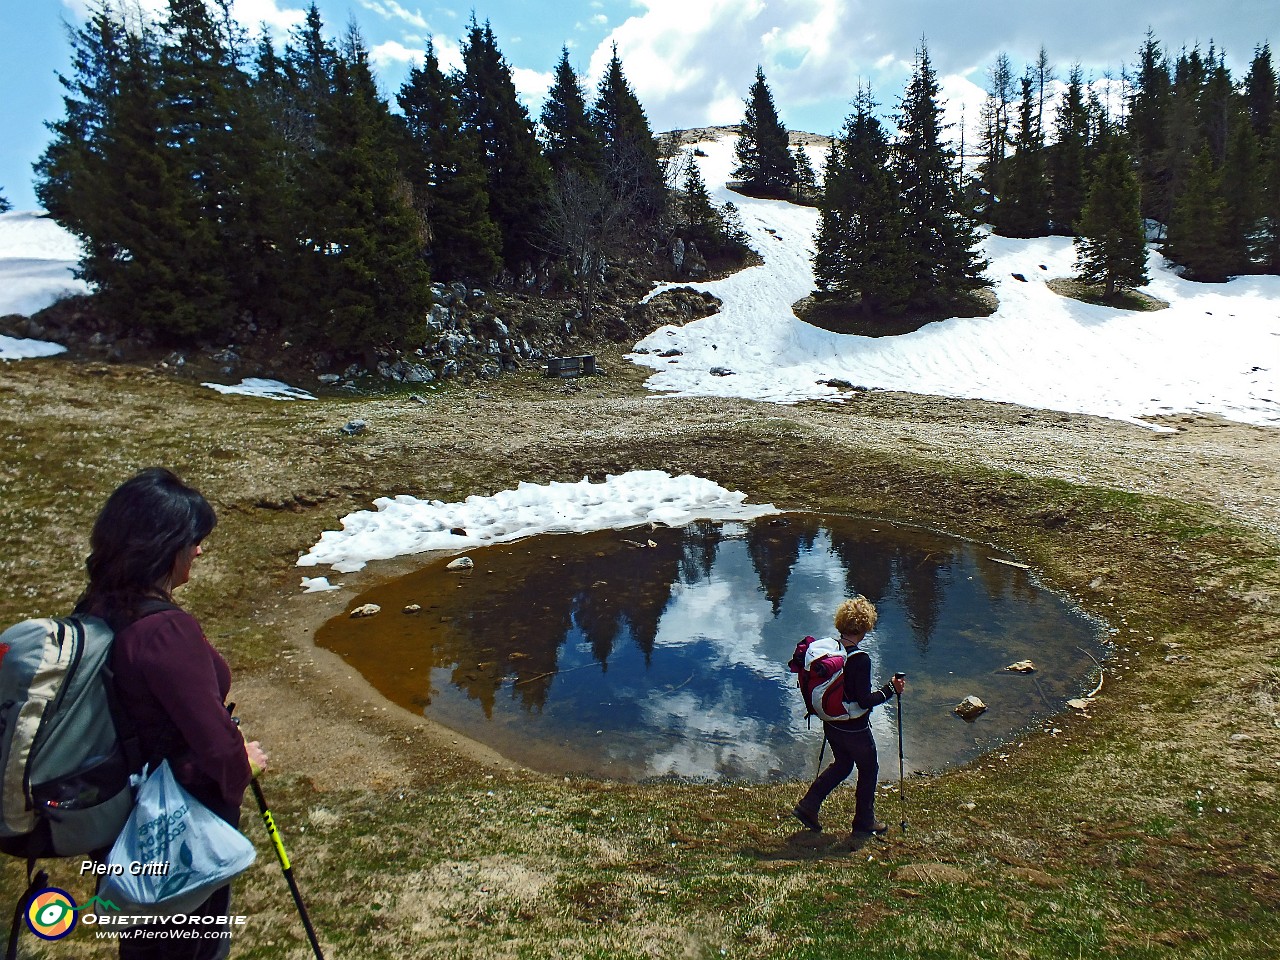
[77,467,267,960]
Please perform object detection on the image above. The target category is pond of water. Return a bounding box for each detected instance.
[315,514,1108,782]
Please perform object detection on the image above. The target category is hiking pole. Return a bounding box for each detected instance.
[894,673,907,834]
[230,708,325,960]
[251,778,326,960]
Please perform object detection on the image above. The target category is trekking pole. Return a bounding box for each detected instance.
[894,673,907,834]
[251,778,326,960]
[229,707,325,960]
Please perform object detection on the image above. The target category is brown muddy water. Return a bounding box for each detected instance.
[316,514,1108,782]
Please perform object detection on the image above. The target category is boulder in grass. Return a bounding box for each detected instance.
[954,695,987,721]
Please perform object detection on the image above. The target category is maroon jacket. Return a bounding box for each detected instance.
[110,608,251,822]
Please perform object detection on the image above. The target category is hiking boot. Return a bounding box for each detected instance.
[851,819,888,835]
[793,805,822,832]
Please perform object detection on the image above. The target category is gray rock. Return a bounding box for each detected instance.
[340,419,367,436]
[317,374,341,385]
[349,603,381,619]
[954,696,987,721]
[426,303,451,330]
[403,363,434,383]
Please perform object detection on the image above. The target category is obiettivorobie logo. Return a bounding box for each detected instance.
[24,890,120,942]
[24,889,120,941]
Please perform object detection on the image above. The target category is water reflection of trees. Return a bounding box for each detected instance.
[380,516,1044,713]
[746,517,815,615]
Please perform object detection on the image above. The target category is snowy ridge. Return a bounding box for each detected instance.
[632,134,1280,431]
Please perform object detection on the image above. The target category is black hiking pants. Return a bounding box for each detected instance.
[798,719,879,830]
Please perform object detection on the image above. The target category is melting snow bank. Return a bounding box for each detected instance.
[297,470,778,575]
[0,211,90,317]
[0,334,65,360]
[202,378,317,400]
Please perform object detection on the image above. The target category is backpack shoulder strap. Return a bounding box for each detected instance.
[6,860,47,960]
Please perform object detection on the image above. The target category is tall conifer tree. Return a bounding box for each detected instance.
[893,43,989,308]
[398,42,502,282]
[1166,147,1232,282]
[1047,64,1090,232]
[458,19,549,269]
[1244,43,1277,142]
[296,31,431,353]
[812,87,911,313]
[541,48,602,180]
[1075,136,1149,296]
[733,67,795,196]
[1128,30,1172,219]
[591,45,666,225]
[996,72,1048,237]
[35,1,132,275]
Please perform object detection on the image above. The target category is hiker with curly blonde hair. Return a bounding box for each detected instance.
[793,596,904,837]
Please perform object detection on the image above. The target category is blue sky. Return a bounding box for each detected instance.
[3,0,1277,211]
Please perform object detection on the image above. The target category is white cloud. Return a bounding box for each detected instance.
[357,0,429,31]
[370,40,425,70]
[513,67,555,108]
[230,0,307,33]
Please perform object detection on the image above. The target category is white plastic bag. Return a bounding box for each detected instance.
[99,760,256,916]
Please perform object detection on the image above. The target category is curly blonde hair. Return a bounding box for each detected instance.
[834,596,878,636]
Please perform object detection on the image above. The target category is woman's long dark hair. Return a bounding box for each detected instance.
[75,467,216,627]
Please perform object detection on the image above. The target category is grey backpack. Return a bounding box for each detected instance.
[0,615,137,859]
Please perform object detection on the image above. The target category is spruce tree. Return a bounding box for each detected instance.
[1258,137,1280,273]
[996,72,1048,237]
[1158,46,1208,228]
[1166,147,1232,281]
[241,31,304,330]
[1047,64,1090,233]
[1074,137,1148,296]
[1199,51,1234,165]
[540,48,602,180]
[1221,115,1261,273]
[35,1,130,254]
[792,144,818,201]
[679,156,719,242]
[458,19,549,269]
[591,45,666,225]
[283,2,336,154]
[893,43,989,308]
[814,87,912,314]
[157,0,262,338]
[398,42,502,282]
[1244,43,1277,142]
[977,52,1014,215]
[812,137,848,293]
[92,27,197,336]
[1128,30,1172,219]
[0,193,9,213]
[295,32,431,353]
[733,67,794,196]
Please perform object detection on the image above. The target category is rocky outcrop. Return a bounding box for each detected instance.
[626,287,722,335]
